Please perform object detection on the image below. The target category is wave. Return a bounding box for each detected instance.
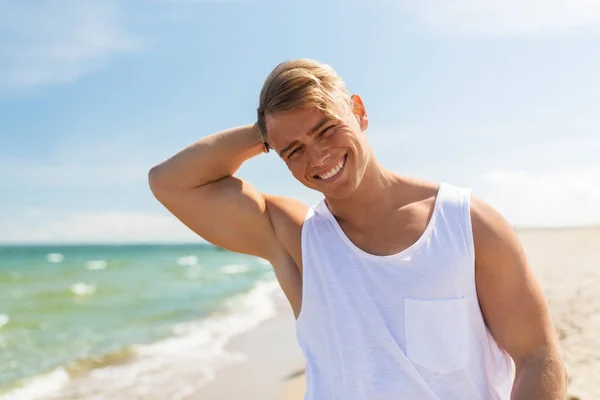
[0,314,8,330]
[220,263,252,275]
[45,253,63,263]
[69,283,96,296]
[138,279,279,357]
[85,260,108,271]
[177,255,198,266]
[0,279,283,399]
[0,368,69,400]
[65,348,136,377]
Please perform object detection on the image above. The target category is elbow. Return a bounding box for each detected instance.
[516,346,568,382]
[147,165,159,189]
[562,363,569,388]
[549,349,569,388]
[148,165,167,195]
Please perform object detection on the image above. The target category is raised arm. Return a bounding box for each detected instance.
[148,124,282,260]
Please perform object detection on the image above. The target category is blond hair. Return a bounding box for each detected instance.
[257,59,352,139]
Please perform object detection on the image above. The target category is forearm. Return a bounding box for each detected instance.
[511,351,567,400]
[149,123,265,190]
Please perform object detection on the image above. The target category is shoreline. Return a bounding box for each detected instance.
[0,279,298,400]
[3,227,598,399]
[194,294,305,399]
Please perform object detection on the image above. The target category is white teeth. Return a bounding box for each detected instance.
[318,157,345,180]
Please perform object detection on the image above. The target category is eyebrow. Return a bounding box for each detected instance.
[278,117,331,158]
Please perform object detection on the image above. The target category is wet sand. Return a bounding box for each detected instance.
[196,299,304,400]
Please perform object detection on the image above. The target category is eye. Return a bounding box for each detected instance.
[318,125,334,138]
[287,146,303,160]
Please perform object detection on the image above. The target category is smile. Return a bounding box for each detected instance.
[316,154,347,181]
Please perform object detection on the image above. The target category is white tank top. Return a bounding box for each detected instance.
[296,181,514,399]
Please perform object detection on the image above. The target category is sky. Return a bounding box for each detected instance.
[1,0,599,244]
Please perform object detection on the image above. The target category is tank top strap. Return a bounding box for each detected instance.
[433,182,475,263]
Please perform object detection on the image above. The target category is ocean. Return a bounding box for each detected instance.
[0,244,282,399]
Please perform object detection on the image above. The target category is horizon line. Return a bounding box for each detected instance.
[1,224,599,246]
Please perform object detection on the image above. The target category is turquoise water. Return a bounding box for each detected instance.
[0,244,274,393]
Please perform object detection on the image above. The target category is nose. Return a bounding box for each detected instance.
[308,145,331,168]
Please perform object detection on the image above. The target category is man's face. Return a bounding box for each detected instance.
[266,95,369,199]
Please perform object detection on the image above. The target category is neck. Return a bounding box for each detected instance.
[324,156,406,227]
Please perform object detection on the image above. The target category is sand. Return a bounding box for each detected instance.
[195,296,305,399]
[5,228,595,399]
[517,227,600,399]
[283,226,600,400]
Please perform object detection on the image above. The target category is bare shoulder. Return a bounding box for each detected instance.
[263,194,309,268]
[468,194,530,285]
[469,195,518,250]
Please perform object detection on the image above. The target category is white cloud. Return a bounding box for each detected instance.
[0,0,140,94]
[3,166,598,243]
[402,0,600,37]
[476,165,600,227]
[0,209,203,243]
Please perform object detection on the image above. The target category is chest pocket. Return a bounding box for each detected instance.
[404,297,470,374]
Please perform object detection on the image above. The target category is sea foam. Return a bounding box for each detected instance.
[69,283,97,296]
[177,256,198,266]
[221,263,251,275]
[31,280,283,398]
[85,260,108,270]
[0,278,283,399]
[0,314,9,330]
[0,367,69,400]
[46,253,64,263]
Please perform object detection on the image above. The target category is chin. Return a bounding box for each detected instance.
[316,181,358,200]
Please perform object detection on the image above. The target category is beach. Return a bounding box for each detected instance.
[283,226,600,400]
[0,244,300,399]
[1,227,598,399]
[515,227,600,399]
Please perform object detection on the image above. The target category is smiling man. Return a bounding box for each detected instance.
[149,59,567,399]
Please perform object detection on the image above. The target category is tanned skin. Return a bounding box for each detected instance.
[149,94,567,398]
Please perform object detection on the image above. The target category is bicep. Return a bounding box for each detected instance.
[471,196,560,366]
[151,176,280,260]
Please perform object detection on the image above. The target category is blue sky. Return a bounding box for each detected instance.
[1,0,599,243]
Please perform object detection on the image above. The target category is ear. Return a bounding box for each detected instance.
[351,94,368,132]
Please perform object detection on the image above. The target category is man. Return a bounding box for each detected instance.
[148,59,567,399]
